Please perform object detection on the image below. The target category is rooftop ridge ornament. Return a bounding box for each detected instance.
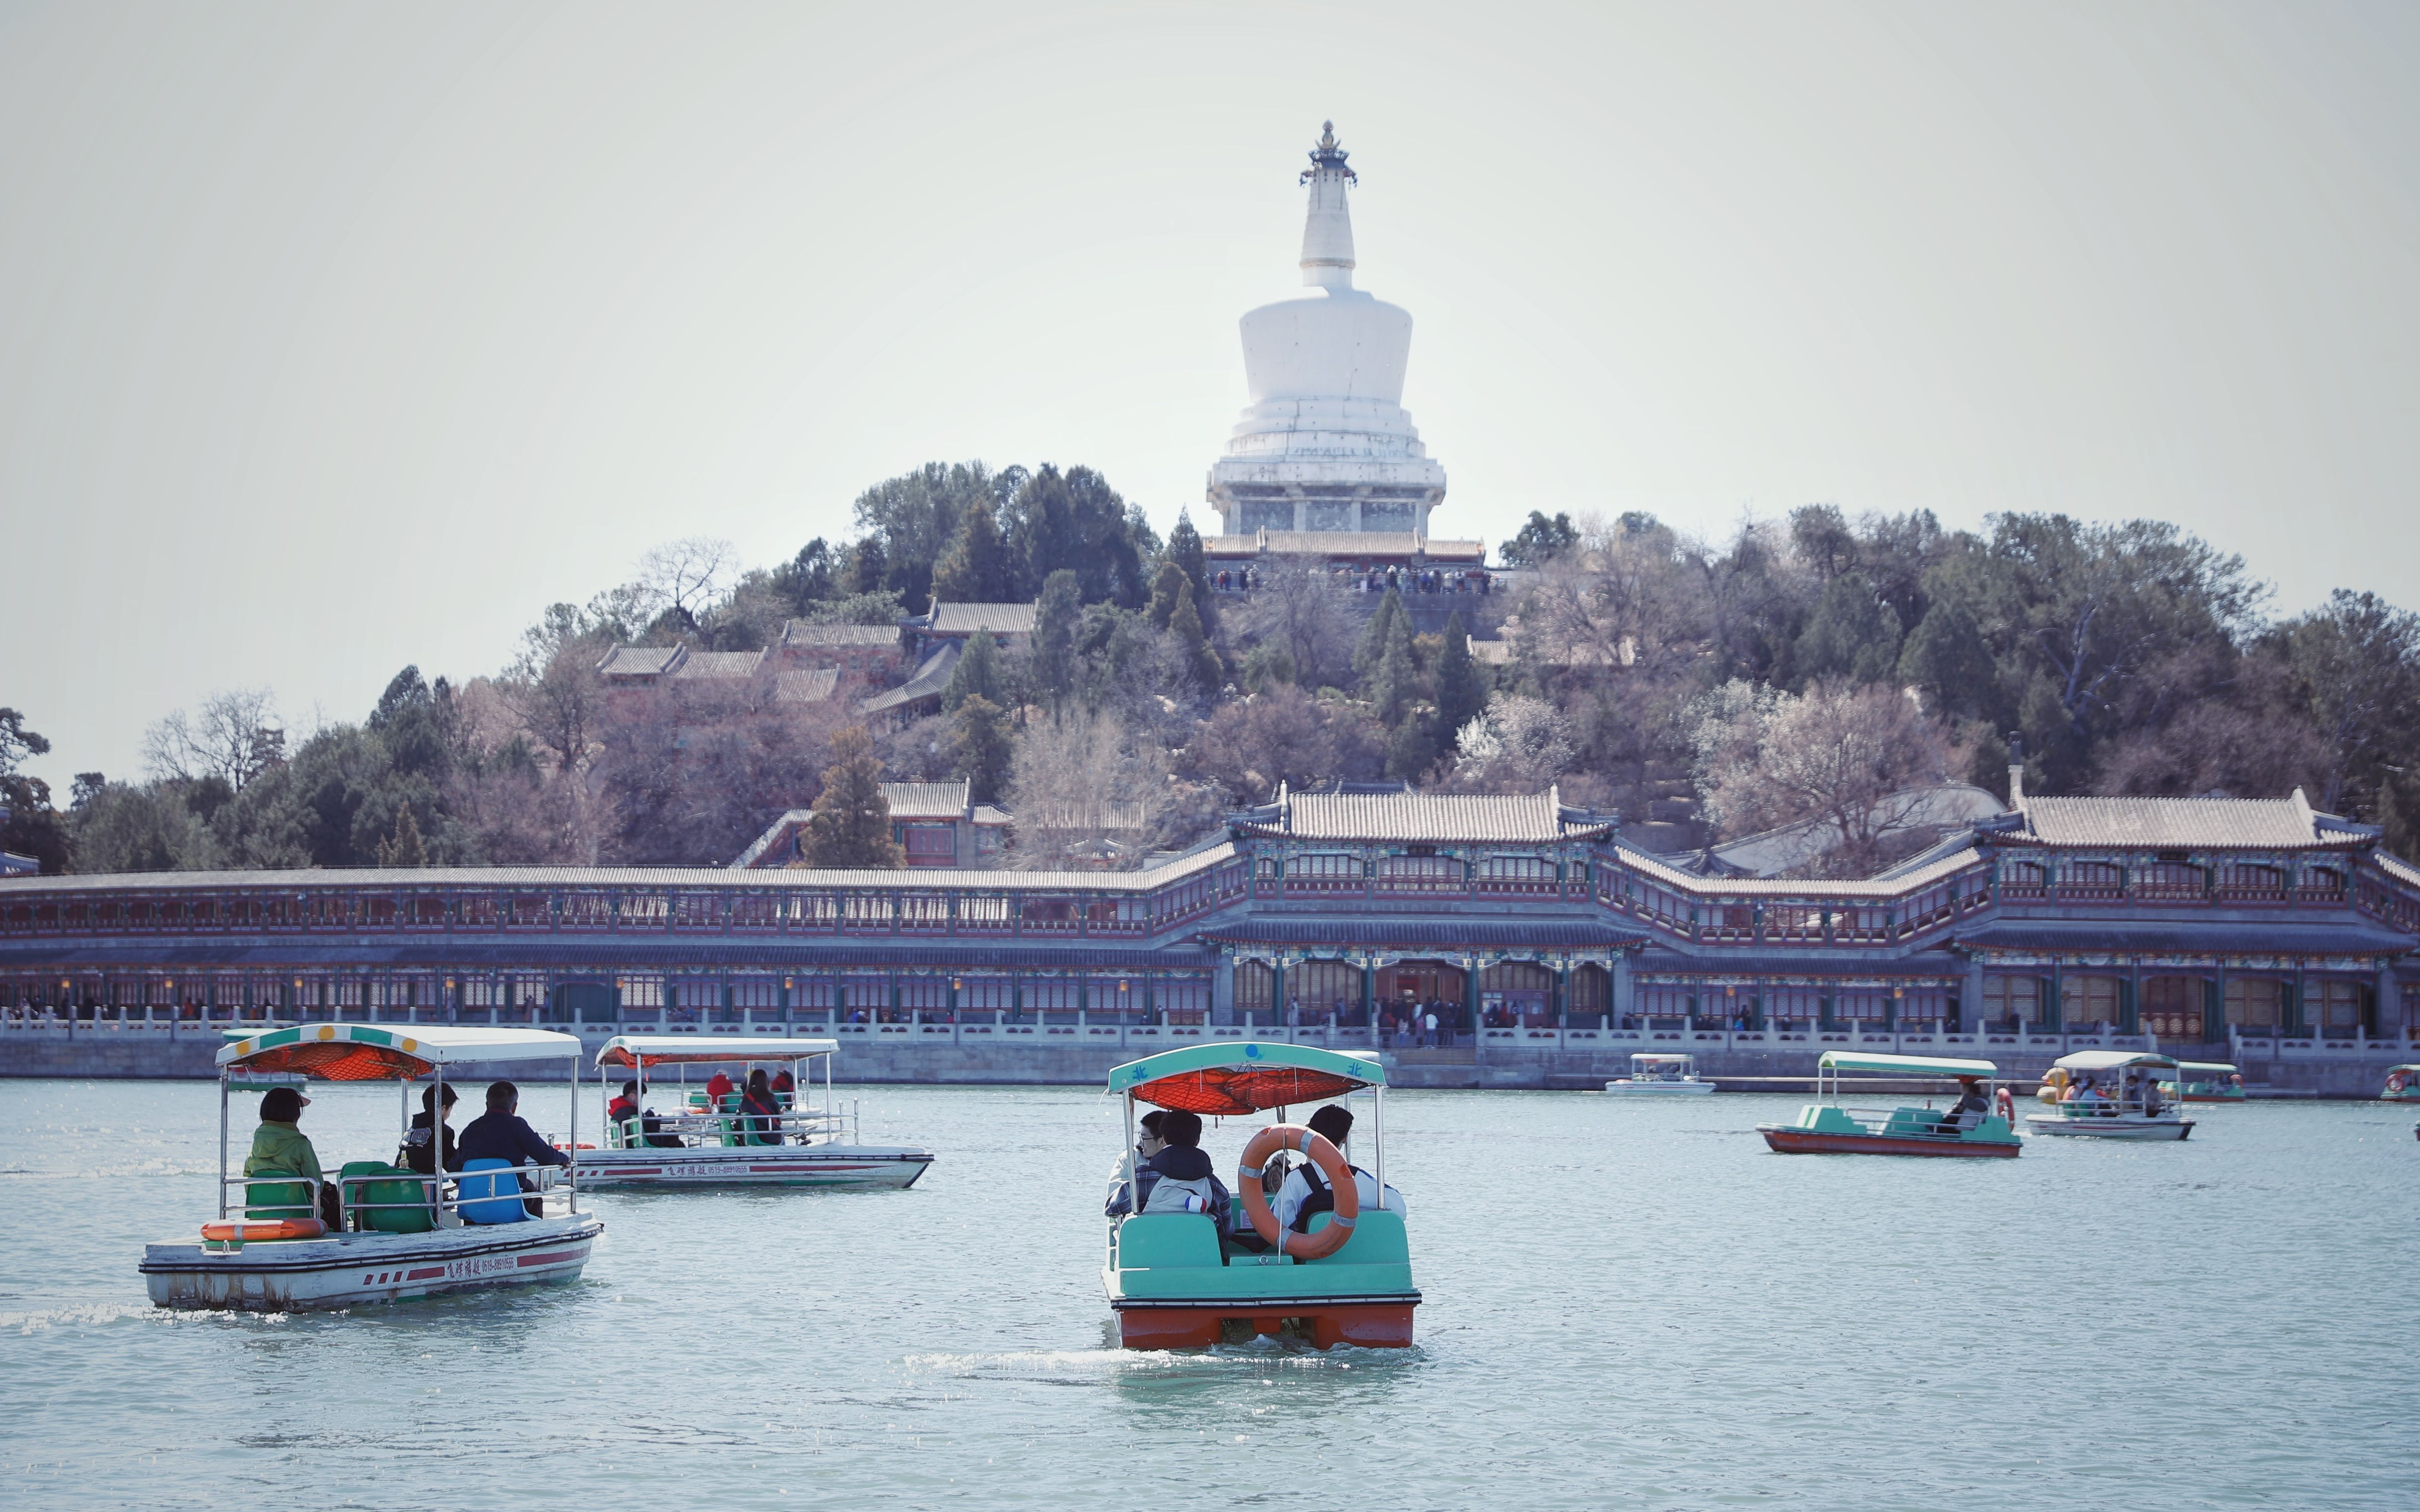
[1302,120,1356,184]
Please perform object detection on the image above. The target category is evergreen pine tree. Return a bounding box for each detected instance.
[845,537,889,596]
[1385,713,1439,782]
[1031,570,1083,712]
[1168,510,1207,590]
[949,694,1015,805]
[1167,509,1209,621]
[375,805,429,867]
[1369,604,1418,725]
[1433,610,1486,749]
[942,631,1005,712]
[1145,561,1188,632]
[931,496,1012,604]
[802,727,904,868]
[1169,578,1223,692]
[1794,573,1901,687]
[1354,588,1403,683]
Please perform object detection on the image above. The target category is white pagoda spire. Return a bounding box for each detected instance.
[1203,122,1450,541]
[1299,121,1357,289]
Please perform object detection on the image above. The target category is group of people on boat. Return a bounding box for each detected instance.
[1104,1103,1406,1250]
[603,1067,794,1148]
[2046,1069,2165,1115]
[246,1080,571,1225]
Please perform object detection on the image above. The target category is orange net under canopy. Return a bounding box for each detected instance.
[1135,1065,1365,1117]
[233,1041,435,1083]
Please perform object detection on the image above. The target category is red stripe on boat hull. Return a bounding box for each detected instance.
[1761,1128,2020,1158]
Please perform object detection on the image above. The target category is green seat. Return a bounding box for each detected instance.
[243,1171,314,1221]
[341,1160,436,1234]
[1117,1213,1222,1270]
[1302,1208,1411,1266]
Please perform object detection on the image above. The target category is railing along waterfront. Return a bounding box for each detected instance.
[14,1008,2412,1061]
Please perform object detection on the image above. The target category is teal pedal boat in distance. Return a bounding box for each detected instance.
[1757,1050,2023,1158]
[1102,1041,1419,1350]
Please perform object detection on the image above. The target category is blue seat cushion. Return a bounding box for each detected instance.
[457,1158,528,1225]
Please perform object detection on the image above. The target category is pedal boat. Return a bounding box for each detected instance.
[2379,1064,2420,1102]
[2159,1061,2246,1103]
[1605,1052,1717,1095]
[580,1035,932,1189]
[2027,1051,2194,1140]
[1758,1051,2021,1157]
[1102,1042,1418,1350]
[141,1025,603,1312]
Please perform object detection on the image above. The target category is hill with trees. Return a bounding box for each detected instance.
[14,465,2419,880]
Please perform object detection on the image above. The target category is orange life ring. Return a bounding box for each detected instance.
[2389,1073,2408,1093]
[1994,1087,2015,1125]
[1237,1124,1360,1260]
[200,1218,327,1243]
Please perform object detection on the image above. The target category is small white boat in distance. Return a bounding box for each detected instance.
[2027,1050,2195,1141]
[580,1036,933,1190]
[1605,1053,1717,1095]
[144,1025,603,1312]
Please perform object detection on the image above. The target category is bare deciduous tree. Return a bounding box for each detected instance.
[1691,680,1959,876]
[142,687,284,792]
[1225,556,1358,692]
[640,537,740,623]
[1005,710,1177,869]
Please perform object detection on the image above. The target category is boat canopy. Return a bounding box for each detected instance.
[218,1024,583,1081]
[596,1035,838,1070]
[1817,1050,2000,1078]
[2173,1061,2238,1075]
[1107,1041,1384,1115]
[2053,1050,2180,1073]
[1632,1053,1693,1066]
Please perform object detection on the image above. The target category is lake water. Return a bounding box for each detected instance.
[3,1078,2415,1510]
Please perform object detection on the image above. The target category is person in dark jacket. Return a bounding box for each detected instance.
[459,1081,572,1216]
[1103,1109,1231,1232]
[739,1069,783,1146]
[398,1083,462,1175]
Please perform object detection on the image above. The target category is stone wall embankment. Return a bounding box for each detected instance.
[2,1029,2403,1098]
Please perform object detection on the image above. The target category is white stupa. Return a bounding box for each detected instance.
[1205,124,1457,550]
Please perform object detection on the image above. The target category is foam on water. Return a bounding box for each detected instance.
[2,1078,2415,1508]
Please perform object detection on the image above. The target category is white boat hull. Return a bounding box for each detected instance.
[1603,1080,1717,1095]
[576,1145,931,1189]
[2024,1113,2194,1141]
[141,1214,602,1311]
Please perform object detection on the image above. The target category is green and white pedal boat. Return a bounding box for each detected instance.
[1102,1042,1419,1350]
[1758,1050,2023,1157]
[583,1035,933,1189]
[2160,1061,2246,1102]
[142,1025,602,1312]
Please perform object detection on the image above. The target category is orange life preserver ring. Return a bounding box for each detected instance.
[200,1218,327,1243]
[1994,1087,2016,1125]
[2389,1073,2408,1094]
[1236,1124,1361,1261]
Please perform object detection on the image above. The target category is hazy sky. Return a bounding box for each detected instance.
[5,1,2418,791]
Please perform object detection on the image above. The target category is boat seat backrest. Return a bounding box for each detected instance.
[340,1159,436,1235]
[1300,1209,1410,1266]
[244,1171,314,1221]
[457,1158,528,1225]
[1117,1213,1222,1270]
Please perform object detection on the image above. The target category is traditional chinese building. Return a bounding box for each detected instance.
[3,786,2414,1081]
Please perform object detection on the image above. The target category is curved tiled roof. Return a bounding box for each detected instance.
[925,602,1037,636]
[1242,790,1594,843]
[2007,793,2338,849]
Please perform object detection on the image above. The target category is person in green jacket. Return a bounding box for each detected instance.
[244,1086,340,1228]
